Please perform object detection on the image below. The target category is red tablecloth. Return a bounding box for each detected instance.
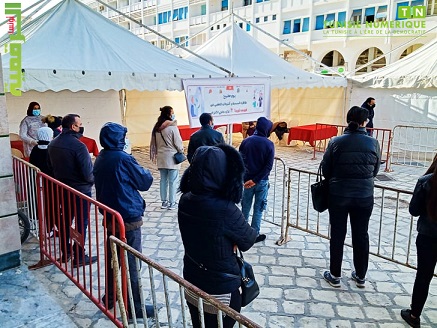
[178,123,242,141]
[10,140,24,154]
[79,136,99,157]
[288,124,338,147]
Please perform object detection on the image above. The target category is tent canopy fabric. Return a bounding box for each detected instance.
[1,0,224,92]
[351,38,437,89]
[184,23,346,89]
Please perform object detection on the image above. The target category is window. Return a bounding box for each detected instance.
[396,1,409,20]
[315,15,324,30]
[293,19,301,33]
[244,0,252,5]
[223,23,226,28]
[411,0,424,6]
[256,17,260,23]
[217,25,220,29]
[375,5,387,21]
[338,11,346,24]
[283,20,291,34]
[272,14,277,21]
[365,7,375,22]
[302,17,309,32]
[351,9,362,23]
[246,23,251,31]
[239,22,243,28]
[222,0,228,11]
[325,13,335,28]
[264,16,268,22]
[158,10,171,24]
[201,4,206,15]
[427,0,437,16]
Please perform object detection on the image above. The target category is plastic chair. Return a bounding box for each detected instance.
[9,133,22,141]
[11,148,24,159]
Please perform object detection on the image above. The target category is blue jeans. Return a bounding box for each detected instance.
[241,179,269,235]
[159,169,179,203]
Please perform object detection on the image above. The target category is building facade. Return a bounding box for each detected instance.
[84,0,437,75]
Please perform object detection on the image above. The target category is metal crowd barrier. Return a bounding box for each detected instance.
[12,156,40,240]
[263,157,287,228]
[29,171,128,327]
[312,123,392,172]
[389,124,437,170]
[109,236,262,328]
[276,167,427,273]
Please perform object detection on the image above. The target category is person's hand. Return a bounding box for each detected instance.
[244,180,256,189]
[233,245,238,252]
[31,139,38,146]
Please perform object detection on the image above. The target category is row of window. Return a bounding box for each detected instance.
[255,14,277,24]
[157,6,188,24]
[283,0,424,34]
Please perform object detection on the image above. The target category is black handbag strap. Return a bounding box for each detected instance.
[316,163,323,182]
[185,253,241,279]
[159,131,169,147]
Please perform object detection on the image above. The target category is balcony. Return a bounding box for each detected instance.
[190,15,207,25]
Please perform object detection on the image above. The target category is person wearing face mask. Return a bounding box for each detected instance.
[361,97,376,137]
[19,101,46,157]
[150,106,184,210]
[187,113,225,163]
[48,114,97,268]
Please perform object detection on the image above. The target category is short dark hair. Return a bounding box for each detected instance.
[27,102,40,116]
[62,114,80,129]
[346,106,368,131]
[199,113,213,126]
[366,97,375,104]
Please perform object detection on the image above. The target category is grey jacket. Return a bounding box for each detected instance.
[155,121,184,169]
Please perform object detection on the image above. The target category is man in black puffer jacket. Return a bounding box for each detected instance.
[178,144,257,328]
[321,106,380,289]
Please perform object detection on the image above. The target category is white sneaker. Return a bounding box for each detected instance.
[167,202,177,210]
[161,201,168,209]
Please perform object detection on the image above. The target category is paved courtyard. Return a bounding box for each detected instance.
[2,137,437,327]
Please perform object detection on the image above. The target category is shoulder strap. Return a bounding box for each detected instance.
[185,253,240,279]
[159,131,169,147]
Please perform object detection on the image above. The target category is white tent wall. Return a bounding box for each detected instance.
[349,87,437,129]
[126,87,346,147]
[6,90,122,147]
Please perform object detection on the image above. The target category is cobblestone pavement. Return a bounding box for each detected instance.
[4,138,437,327]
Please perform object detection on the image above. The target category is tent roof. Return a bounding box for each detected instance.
[351,38,437,89]
[184,23,346,89]
[1,0,224,92]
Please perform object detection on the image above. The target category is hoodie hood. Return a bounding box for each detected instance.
[254,117,273,137]
[99,122,127,150]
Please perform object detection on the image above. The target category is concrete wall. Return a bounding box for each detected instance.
[0,58,21,272]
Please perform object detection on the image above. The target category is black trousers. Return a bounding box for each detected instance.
[328,196,373,278]
[411,233,437,317]
[187,288,241,328]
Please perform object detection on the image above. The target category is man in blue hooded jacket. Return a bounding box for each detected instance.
[93,122,154,321]
[239,117,274,243]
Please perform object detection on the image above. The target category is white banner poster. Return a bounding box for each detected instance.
[182,77,271,128]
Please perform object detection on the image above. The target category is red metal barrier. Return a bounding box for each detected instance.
[312,123,392,172]
[29,172,127,327]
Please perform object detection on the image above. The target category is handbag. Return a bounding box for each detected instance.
[185,250,260,307]
[159,132,187,164]
[236,249,260,307]
[311,163,329,212]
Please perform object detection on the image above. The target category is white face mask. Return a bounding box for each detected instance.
[171,114,176,120]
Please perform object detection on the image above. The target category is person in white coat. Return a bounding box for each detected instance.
[150,106,184,210]
[19,101,46,157]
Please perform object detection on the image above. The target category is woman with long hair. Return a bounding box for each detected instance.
[19,101,46,157]
[321,106,381,288]
[150,106,184,210]
[401,154,437,328]
[178,144,257,328]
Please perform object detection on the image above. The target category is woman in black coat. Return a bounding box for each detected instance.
[401,155,437,328]
[321,106,381,288]
[178,144,257,328]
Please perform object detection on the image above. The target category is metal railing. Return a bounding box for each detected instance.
[389,124,437,170]
[109,236,262,328]
[30,172,128,327]
[276,167,426,272]
[12,156,40,239]
[312,123,392,172]
[263,157,287,228]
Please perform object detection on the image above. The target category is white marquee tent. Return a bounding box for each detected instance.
[2,0,223,145]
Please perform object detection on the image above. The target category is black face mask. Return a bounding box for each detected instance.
[79,127,84,135]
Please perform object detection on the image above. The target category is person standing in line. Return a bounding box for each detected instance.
[178,144,257,328]
[42,114,63,138]
[47,114,97,267]
[361,97,376,136]
[187,113,224,163]
[322,106,380,288]
[239,117,274,243]
[19,101,46,157]
[401,154,437,328]
[94,122,155,322]
[150,106,184,210]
